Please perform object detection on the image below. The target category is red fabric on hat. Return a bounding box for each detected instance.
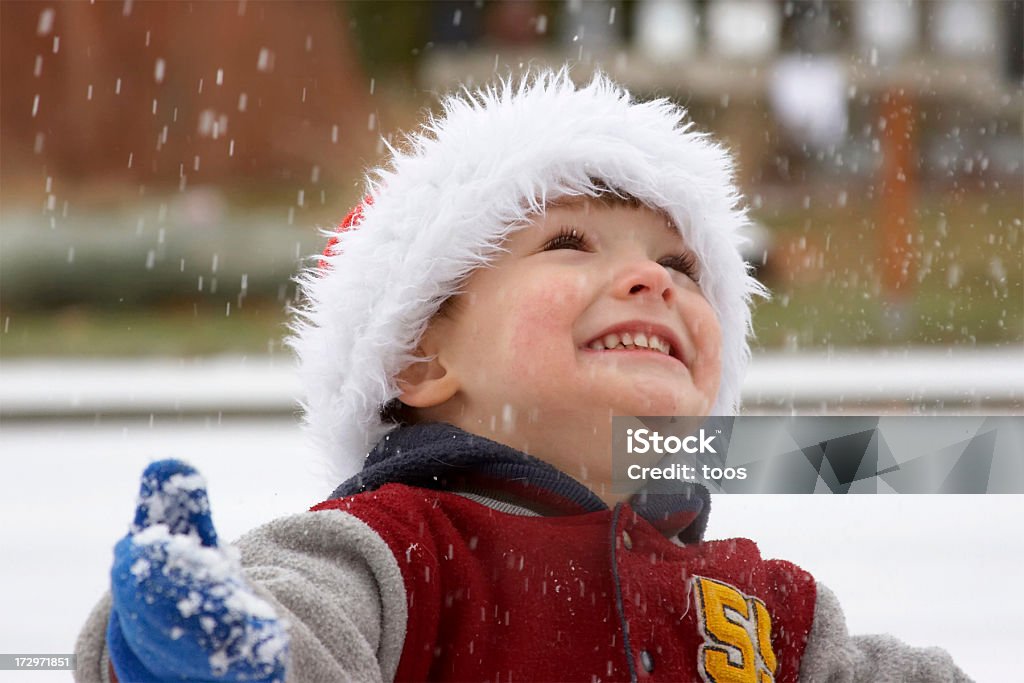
[319,195,373,270]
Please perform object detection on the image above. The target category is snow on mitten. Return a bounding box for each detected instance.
[107,460,289,682]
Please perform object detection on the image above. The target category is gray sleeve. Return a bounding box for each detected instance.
[75,594,114,683]
[74,509,408,683]
[798,582,973,683]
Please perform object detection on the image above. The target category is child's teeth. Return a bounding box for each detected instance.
[586,332,672,356]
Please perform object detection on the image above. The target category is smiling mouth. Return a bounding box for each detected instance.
[579,329,686,366]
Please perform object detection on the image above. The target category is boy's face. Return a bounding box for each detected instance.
[405,198,722,496]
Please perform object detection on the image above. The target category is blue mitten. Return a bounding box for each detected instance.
[107,460,289,682]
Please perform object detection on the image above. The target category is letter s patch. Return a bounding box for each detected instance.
[693,576,777,683]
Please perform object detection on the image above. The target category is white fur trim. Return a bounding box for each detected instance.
[288,67,767,481]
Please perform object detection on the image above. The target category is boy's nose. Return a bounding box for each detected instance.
[614,258,675,305]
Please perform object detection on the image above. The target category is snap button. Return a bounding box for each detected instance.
[622,530,633,551]
[639,649,654,673]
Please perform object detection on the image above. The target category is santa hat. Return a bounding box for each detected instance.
[288,67,766,481]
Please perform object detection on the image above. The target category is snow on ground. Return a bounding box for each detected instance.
[1,416,1020,681]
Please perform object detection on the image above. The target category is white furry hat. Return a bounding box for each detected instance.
[289,67,765,480]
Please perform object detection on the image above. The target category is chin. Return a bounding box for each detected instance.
[608,383,701,417]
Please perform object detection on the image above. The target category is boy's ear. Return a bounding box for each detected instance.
[395,336,459,409]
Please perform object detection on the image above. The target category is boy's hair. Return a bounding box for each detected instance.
[289,67,766,481]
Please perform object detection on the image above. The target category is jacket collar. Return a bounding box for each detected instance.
[330,422,710,543]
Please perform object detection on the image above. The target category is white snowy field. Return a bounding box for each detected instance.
[0,416,1020,682]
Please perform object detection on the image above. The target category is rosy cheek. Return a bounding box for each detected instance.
[504,277,584,376]
[690,313,723,394]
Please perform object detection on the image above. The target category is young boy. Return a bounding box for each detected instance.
[75,69,970,682]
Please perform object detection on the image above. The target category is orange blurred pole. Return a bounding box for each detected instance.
[879,89,917,311]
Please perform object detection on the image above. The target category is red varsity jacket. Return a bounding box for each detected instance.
[312,423,817,682]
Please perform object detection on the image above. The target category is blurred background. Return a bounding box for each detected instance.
[1,3,1022,678]
[2,0,1021,363]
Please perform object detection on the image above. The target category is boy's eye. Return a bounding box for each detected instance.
[543,226,590,251]
[659,252,700,282]
[542,226,700,283]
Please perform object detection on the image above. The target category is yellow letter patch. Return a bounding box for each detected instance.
[693,576,777,683]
